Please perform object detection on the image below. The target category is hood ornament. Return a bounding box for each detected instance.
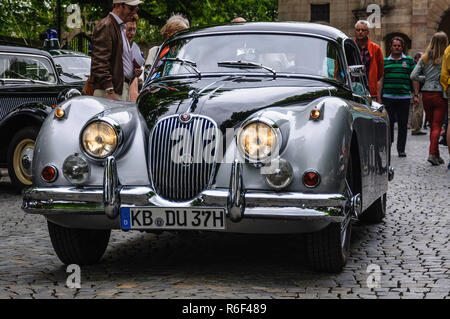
[179,113,192,124]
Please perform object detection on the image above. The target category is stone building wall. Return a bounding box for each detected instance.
[278,0,450,56]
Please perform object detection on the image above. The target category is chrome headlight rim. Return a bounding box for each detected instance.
[79,117,123,161]
[263,158,294,190]
[237,117,282,164]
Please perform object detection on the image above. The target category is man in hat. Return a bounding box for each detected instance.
[91,0,143,101]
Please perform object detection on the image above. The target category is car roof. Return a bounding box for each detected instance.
[178,22,349,41]
[49,49,89,57]
[0,45,54,59]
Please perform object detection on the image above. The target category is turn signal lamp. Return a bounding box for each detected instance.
[303,170,320,188]
[55,108,65,118]
[42,165,57,182]
[310,109,321,120]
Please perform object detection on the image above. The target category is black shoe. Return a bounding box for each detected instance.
[412,131,426,135]
[398,152,407,157]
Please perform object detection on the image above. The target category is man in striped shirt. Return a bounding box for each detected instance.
[381,37,416,157]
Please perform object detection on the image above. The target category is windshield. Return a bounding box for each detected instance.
[0,53,57,84]
[151,34,345,83]
[53,56,91,83]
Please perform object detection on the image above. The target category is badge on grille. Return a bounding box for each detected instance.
[179,113,191,123]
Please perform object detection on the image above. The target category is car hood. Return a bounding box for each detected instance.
[137,76,335,131]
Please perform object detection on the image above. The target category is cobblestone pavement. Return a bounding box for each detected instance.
[0,130,449,299]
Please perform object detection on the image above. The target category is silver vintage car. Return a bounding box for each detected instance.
[22,22,393,272]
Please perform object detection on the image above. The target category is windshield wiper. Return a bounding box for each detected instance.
[61,72,83,80]
[7,70,36,83]
[217,60,277,79]
[162,58,202,79]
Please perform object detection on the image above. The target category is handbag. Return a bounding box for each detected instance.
[81,76,94,96]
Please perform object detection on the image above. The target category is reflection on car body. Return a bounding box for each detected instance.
[22,22,393,273]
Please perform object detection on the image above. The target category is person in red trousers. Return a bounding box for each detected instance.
[411,32,449,165]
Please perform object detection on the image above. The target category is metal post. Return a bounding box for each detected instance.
[56,0,61,43]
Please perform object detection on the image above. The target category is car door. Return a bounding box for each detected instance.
[343,39,388,206]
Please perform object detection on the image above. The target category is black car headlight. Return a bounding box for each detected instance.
[237,120,280,163]
[81,120,119,159]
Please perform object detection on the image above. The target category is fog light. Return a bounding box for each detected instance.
[303,170,320,188]
[63,154,90,185]
[41,165,57,182]
[264,158,293,189]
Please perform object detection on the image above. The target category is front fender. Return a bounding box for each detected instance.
[32,96,150,187]
[214,97,353,195]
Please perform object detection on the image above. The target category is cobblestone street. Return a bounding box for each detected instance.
[0,130,449,299]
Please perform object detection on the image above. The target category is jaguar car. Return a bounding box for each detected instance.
[0,45,81,190]
[22,22,394,273]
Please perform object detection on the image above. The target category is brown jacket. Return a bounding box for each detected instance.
[90,14,124,95]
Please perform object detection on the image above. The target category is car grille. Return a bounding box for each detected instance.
[0,96,57,121]
[149,115,218,202]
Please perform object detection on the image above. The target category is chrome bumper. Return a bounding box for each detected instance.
[22,157,355,223]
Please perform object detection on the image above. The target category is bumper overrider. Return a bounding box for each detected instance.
[22,156,361,230]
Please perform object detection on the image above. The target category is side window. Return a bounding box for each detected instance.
[322,42,346,83]
[0,54,56,83]
[344,41,370,96]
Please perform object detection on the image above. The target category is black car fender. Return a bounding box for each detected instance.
[0,102,52,163]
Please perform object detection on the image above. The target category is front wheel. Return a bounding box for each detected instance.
[306,220,352,273]
[7,126,39,191]
[47,221,111,265]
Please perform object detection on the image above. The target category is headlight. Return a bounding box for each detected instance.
[237,121,279,162]
[81,121,118,158]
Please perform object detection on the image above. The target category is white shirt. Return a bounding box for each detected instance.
[110,12,134,80]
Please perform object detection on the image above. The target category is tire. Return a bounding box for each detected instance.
[306,148,356,273]
[359,193,386,223]
[7,126,39,191]
[307,221,352,273]
[47,221,111,265]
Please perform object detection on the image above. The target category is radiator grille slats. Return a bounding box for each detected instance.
[150,115,217,202]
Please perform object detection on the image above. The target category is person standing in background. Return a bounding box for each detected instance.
[411,32,448,165]
[90,0,142,101]
[380,37,415,157]
[354,20,384,103]
[125,13,143,102]
[440,40,450,169]
[145,14,190,72]
[411,52,427,135]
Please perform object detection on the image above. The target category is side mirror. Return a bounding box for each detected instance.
[65,88,81,100]
[371,100,385,112]
[56,64,63,76]
[348,65,365,77]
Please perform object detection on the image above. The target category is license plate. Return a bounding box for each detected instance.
[120,207,226,230]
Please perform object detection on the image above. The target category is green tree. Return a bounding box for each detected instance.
[0,0,278,44]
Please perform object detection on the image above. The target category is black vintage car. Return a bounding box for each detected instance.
[0,45,82,190]
[49,49,91,86]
